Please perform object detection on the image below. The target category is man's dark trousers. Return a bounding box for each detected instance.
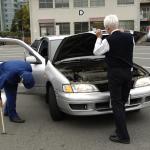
[4,82,18,119]
[108,68,132,140]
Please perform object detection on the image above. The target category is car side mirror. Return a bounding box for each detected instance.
[25,56,37,64]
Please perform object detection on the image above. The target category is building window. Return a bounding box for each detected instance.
[90,0,105,7]
[74,0,88,8]
[55,0,69,8]
[119,20,134,30]
[39,23,55,36]
[140,21,150,32]
[117,0,134,5]
[39,0,53,8]
[141,6,150,20]
[56,23,70,35]
[74,22,88,34]
[90,21,104,30]
[14,4,18,7]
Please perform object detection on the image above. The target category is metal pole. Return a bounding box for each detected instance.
[0,105,6,134]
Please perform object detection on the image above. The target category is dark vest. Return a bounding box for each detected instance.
[105,31,133,68]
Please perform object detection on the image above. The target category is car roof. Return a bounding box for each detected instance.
[43,35,69,41]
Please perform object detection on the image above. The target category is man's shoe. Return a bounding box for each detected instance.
[109,134,130,144]
[10,116,25,123]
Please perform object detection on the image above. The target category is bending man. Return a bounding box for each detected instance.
[0,60,35,123]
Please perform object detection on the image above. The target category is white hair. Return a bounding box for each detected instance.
[104,14,119,29]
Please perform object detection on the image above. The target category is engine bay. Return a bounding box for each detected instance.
[55,58,148,92]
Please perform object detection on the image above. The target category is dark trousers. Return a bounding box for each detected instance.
[4,82,18,119]
[108,68,132,139]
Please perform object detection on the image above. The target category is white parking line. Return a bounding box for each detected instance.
[134,57,150,60]
[134,53,150,54]
[142,66,150,69]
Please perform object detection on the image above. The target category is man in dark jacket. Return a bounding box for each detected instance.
[93,14,134,144]
[0,60,35,123]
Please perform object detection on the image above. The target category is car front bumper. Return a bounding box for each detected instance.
[56,86,150,116]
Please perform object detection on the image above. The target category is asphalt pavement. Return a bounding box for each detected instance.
[0,45,150,150]
[1,94,150,150]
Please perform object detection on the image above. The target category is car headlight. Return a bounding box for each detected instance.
[134,77,150,88]
[63,84,99,93]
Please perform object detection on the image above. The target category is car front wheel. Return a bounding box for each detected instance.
[47,85,64,121]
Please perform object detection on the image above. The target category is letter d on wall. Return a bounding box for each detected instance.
[79,10,84,16]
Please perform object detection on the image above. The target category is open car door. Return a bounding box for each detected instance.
[0,38,47,95]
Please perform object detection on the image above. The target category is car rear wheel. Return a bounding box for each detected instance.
[47,85,64,121]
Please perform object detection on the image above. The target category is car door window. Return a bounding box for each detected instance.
[0,41,28,62]
[39,40,48,58]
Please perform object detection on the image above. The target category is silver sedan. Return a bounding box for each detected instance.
[1,32,150,121]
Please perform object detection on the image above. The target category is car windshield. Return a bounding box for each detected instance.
[49,39,63,60]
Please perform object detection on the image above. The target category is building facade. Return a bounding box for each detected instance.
[1,0,19,31]
[0,0,28,31]
[140,0,150,32]
[29,0,141,41]
[0,0,3,31]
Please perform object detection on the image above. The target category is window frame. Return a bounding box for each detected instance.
[119,20,134,30]
[56,22,70,35]
[74,22,89,34]
[90,0,105,7]
[73,0,88,8]
[55,0,69,8]
[39,23,55,36]
[39,0,53,8]
[117,0,134,5]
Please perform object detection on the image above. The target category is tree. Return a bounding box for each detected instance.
[11,4,30,35]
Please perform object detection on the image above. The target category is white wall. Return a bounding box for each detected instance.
[29,0,140,41]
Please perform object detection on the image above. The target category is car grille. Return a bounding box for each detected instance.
[70,104,87,110]
[96,98,141,111]
[130,98,142,105]
[95,80,135,92]
[95,102,110,110]
[69,97,144,111]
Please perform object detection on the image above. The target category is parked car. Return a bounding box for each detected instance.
[0,32,150,121]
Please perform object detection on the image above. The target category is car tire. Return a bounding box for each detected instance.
[48,85,64,121]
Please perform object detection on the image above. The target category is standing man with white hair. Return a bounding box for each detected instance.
[93,14,134,144]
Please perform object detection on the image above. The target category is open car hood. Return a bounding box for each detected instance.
[52,31,146,64]
[53,33,97,63]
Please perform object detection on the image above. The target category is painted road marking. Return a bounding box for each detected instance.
[143,66,150,69]
[134,53,150,54]
[134,57,150,60]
